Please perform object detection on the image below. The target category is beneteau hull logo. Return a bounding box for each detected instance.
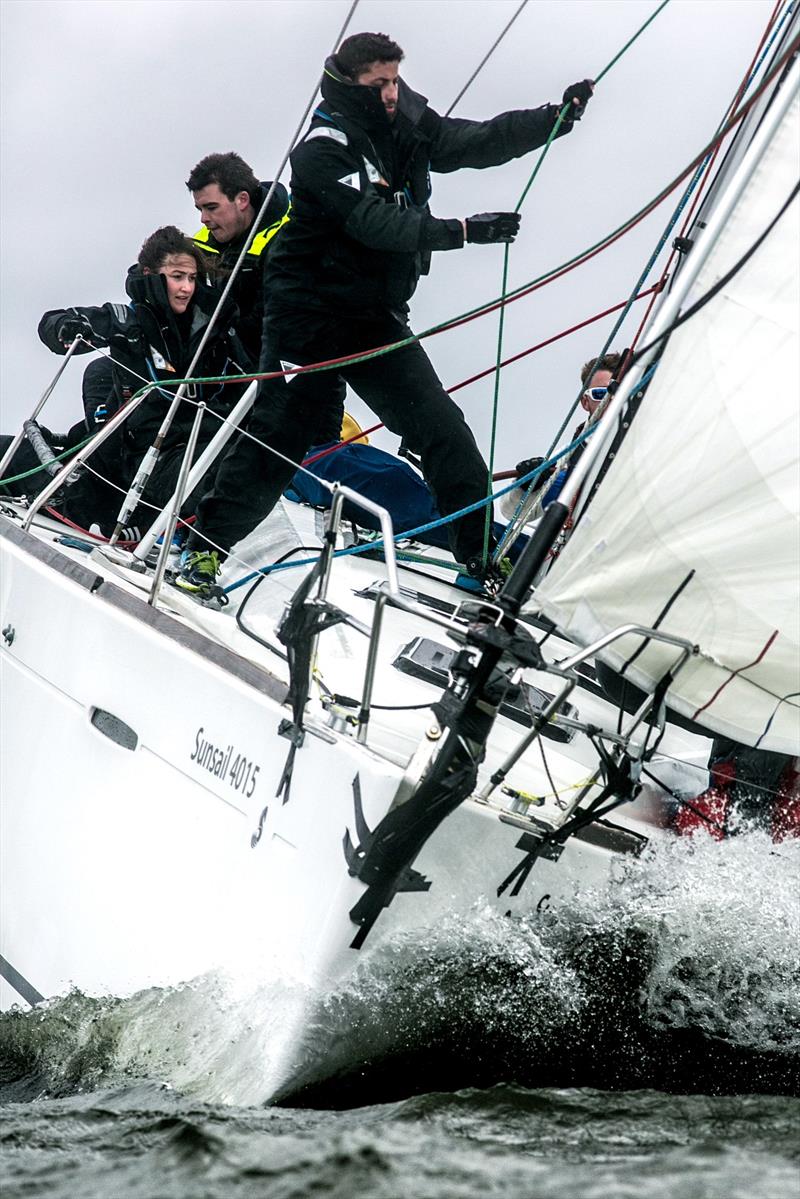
[190,727,261,799]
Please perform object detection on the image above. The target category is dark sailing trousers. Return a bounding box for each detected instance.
[192,311,491,563]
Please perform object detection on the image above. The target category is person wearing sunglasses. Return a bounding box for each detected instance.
[501,351,624,521]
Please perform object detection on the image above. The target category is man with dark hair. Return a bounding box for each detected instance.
[334,30,404,80]
[178,34,594,597]
[187,151,290,363]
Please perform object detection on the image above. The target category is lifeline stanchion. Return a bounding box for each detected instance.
[148,402,206,607]
[110,0,362,547]
[0,335,84,480]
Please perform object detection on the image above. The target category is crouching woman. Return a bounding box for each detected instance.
[38,225,249,533]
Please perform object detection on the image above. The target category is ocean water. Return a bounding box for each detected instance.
[1,831,798,1199]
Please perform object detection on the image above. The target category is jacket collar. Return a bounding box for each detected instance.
[320,56,429,134]
[125,268,235,339]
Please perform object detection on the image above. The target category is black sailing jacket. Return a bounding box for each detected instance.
[38,272,247,450]
[266,58,576,318]
[192,180,290,362]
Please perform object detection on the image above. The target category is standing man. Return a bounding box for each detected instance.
[178,33,593,596]
[187,152,290,365]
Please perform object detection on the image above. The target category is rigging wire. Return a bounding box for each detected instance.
[482,0,672,561]
[107,0,361,543]
[214,31,798,401]
[444,1,529,116]
[32,28,793,495]
[489,4,799,559]
[0,284,658,494]
[625,0,795,363]
[217,160,800,603]
[7,29,795,559]
[36,154,788,591]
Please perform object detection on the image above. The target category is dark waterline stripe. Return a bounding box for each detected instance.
[0,954,45,1006]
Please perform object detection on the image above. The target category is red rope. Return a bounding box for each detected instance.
[691,630,779,722]
[302,283,662,469]
[303,422,384,465]
[44,506,138,547]
[449,282,662,395]
[43,505,196,548]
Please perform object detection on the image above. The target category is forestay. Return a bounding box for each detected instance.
[530,93,800,755]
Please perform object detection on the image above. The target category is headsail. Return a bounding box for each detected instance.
[530,84,800,755]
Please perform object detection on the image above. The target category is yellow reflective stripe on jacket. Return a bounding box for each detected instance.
[249,204,292,255]
[192,226,219,255]
[192,203,291,259]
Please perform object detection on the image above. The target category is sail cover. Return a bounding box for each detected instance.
[531,94,800,755]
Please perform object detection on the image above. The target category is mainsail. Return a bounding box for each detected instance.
[531,84,800,756]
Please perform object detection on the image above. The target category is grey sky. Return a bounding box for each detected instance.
[0,0,773,471]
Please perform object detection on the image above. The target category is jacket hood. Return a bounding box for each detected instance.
[125,265,236,325]
[320,55,429,130]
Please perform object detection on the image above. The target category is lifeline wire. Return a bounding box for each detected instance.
[482,0,672,561]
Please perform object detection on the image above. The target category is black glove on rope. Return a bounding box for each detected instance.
[466,212,521,244]
[56,311,96,348]
[562,79,594,121]
[515,456,545,478]
[515,456,556,487]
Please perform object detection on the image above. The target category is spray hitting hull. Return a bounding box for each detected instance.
[0,498,692,1101]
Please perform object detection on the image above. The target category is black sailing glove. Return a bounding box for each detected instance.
[465,212,521,244]
[56,311,97,348]
[562,79,594,120]
[516,456,556,486]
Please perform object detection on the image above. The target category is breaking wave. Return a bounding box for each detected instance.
[1,830,797,1106]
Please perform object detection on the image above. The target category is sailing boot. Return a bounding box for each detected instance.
[175,549,228,603]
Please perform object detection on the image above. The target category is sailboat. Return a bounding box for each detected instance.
[0,19,797,1104]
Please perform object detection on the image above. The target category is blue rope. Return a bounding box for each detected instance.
[493,363,657,559]
[223,422,604,594]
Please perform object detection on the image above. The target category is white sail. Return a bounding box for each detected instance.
[532,91,800,755]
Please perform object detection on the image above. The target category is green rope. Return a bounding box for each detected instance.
[0,435,93,486]
[11,12,792,507]
[481,0,671,561]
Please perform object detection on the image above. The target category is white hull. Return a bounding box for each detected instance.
[0,503,700,1100]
